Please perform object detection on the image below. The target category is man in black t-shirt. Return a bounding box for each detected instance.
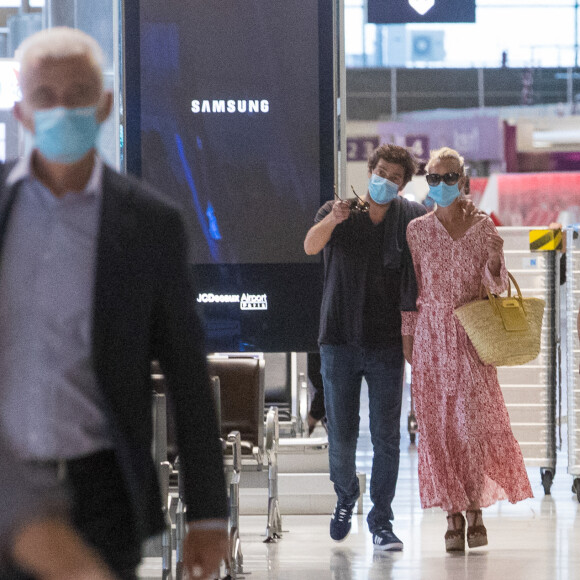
[304,144,425,550]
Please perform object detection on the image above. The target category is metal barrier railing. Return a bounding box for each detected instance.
[565,227,580,502]
[498,227,560,494]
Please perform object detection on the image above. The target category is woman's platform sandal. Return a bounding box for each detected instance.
[445,513,465,552]
[466,509,488,548]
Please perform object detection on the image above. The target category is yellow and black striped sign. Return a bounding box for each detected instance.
[529,229,562,251]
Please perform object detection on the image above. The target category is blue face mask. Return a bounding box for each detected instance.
[427,182,461,207]
[34,106,100,164]
[368,173,399,205]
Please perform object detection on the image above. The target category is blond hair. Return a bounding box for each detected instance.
[16,27,104,88]
[425,147,465,174]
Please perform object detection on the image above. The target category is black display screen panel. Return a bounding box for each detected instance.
[123,0,334,352]
[127,0,332,265]
[368,0,475,24]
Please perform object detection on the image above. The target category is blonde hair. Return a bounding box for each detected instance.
[16,26,104,88]
[425,147,465,174]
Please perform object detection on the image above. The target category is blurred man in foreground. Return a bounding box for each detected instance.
[0,26,228,579]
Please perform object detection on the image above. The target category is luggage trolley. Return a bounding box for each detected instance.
[498,227,560,494]
[566,226,580,502]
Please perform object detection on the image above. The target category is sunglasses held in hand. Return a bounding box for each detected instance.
[333,186,369,213]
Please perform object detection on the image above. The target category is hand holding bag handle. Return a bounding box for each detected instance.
[454,271,545,366]
[487,272,529,332]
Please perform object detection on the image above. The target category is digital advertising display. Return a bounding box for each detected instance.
[123,1,335,352]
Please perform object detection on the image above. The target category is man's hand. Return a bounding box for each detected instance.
[402,335,414,365]
[12,517,118,580]
[331,200,351,224]
[183,527,229,579]
[304,199,351,255]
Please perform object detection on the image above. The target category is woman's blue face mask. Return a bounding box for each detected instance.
[427,182,461,207]
[368,173,399,205]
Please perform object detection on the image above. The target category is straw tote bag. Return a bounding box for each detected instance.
[454,272,545,367]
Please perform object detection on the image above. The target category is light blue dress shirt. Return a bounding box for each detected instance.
[0,154,114,460]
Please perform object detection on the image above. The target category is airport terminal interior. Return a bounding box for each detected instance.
[2,1,580,579]
[140,381,580,580]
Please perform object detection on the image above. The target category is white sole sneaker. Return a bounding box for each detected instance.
[373,541,403,551]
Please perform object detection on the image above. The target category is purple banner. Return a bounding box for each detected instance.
[405,135,430,161]
[347,136,380,162]
[379,116,504,162]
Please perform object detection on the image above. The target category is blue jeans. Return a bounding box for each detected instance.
[320,343,404,533]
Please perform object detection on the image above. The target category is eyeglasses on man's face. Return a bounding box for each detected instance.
[425,172,460,186]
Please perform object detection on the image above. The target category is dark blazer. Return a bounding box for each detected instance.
[0,162,228,541]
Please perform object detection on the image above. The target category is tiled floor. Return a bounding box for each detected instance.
[139,382,580,580]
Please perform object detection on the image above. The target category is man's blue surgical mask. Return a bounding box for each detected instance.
[34,106,100,164]
[368,173,399,205]
[427,182,461,207]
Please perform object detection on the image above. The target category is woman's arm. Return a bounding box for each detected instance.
[402,333,414,365]
[482,218,508,293]
[401,221,422,365]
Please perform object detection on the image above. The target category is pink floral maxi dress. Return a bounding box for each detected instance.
[402,213,533,512]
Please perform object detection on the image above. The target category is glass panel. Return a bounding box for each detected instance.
[37,0,118,166]
[472,7,575,68]
[345,5,365,65]
[363,22,378,66]
[345,4,579,68]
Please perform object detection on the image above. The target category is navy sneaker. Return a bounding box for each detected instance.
[372,528,403,551]
[330,500,355,542]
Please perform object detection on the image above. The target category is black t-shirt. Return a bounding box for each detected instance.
[361,218,402,345]
[315,198,426,347]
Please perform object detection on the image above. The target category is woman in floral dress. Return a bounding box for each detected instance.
[402,147,533,552]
